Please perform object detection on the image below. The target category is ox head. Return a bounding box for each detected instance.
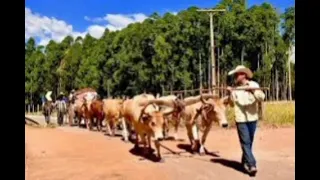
[198,95,230,128]
[138,99,176,141]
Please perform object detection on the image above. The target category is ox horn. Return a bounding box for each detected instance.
[182,94,216,106]
[138,102,152,123]
[146,99,176,108]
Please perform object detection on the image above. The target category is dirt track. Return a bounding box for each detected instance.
[25,123,294,180]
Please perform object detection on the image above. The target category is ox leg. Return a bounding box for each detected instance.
[173,116,180,140]
[141,135,149,155]
[154,140,163,162]
[147,135,152,150]
[121,118,129,142]
[76,113,82,127]
[96,118,101,132]
[86,118,92,130]
[186,124,197,153]
[134,132,141,150]
[111,120,117,136]
[199,122,213,155]
[191,124,200,153]
[163,117,169,139]
[106,120,113,136]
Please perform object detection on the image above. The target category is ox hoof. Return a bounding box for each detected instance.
[199,146,205,156]
[173,134,178,140]
[134,144,139,150]
[158,158,165,163]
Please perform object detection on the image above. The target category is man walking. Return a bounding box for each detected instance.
[226,65,265,176]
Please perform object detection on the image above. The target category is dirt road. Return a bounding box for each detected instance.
[25,124,294,180]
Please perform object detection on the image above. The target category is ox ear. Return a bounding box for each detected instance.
[221,96,230,106]
[141,113,151,123]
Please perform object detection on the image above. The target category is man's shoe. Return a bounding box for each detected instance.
[249,166,257,176]
[243,163,250,172]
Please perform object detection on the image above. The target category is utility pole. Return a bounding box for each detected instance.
[197,8,226,94]
[199,53,202,92]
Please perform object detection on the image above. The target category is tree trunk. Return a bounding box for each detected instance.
[288,47,292,101]
[217,47,220,95]
[107,81,110,97]
[271,68,274,101]
[208,48,211,92]
[276,68,279,101]
[221,47,224,96]
[257,53,260,70]
[282,71,288,100]
[241,45,245,65]
[199,53,202,90]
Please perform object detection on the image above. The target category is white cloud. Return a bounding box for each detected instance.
[86,13,148,31]
[87,25,106,39]
[25,7,85,46]
[171,11,178,15]
[25,7,149,46]
[84,16,105,23]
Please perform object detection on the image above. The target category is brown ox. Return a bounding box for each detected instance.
[181,95,230,155]
[102,98,126,138]
[88,100,105,131]
[68,90,98,128]
[75,97,98,130]
[122,93,177,161]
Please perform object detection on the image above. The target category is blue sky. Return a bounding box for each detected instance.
[25,0,295,46]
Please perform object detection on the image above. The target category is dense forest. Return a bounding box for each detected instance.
[25,0,295,104]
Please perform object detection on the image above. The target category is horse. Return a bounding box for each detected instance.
[67,102,76,126]
[42,101,54,124]
[56,100,67,126]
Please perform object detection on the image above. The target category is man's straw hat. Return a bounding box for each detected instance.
[228,65,253,79]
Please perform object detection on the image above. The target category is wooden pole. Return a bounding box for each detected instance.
[197,9,226,94]
[209,13,216,92]
[164,87,269,94]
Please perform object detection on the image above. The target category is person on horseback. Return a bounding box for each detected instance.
[43,90,53,125]
[45,90,53,102]
[69,89,76,104]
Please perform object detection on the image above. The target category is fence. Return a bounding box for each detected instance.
[25,104,42,115]
[163,87,270,100]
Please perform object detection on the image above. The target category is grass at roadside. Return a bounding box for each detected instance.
[226,101,295,128]
[26,101,295,129]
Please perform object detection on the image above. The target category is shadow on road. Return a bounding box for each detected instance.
[177,143,194,154]
[163,136,185,142]
[210,158,249,175]
[177,143,220,157]
[129,146,161,163]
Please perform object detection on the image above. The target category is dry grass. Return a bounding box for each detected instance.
[226,101,295,128]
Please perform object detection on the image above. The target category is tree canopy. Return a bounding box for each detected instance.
[25,1,295,104]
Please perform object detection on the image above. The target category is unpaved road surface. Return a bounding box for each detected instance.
[25,124,294,180]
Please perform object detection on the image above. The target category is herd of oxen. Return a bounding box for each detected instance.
[49,88,231,162]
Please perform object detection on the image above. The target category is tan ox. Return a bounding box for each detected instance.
[122,93,177,161]
[157,95,184,140]
[102,99,127,139]
[181,95,230,155]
